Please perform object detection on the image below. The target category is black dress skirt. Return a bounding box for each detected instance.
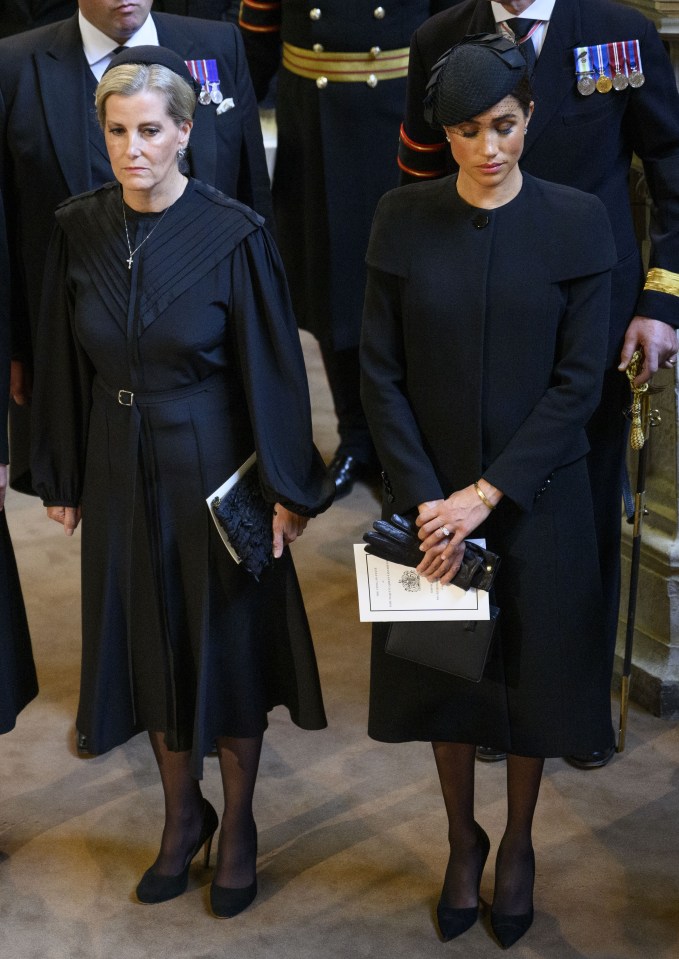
[31,179,334,777]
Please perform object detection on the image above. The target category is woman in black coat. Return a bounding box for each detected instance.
[0,189,36,734]
[360,36,616,948]
[31,47,333,919]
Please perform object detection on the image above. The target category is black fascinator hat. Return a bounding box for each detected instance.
[423,33,527,128]
[103,45,201,98]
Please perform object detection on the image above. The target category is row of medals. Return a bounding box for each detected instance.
[578,68,644,95]
[199,82,223,105]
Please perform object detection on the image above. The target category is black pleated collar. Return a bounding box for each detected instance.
[56,179,262,332]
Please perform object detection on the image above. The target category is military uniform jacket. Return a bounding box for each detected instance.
[239,0,461,350]
[398,0,679,356]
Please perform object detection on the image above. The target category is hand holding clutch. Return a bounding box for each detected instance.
[363,513,500,592]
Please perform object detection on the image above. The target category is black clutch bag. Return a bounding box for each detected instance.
[385,606,500,682]
[363,513,500,592]
[209,459,273,580]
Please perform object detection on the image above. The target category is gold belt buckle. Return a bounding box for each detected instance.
[118,389,134,406]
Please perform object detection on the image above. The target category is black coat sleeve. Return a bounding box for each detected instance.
[627,16,679,326]
[483,269,612,511]
[398,20,451,183]
[229,226,335,516]
[238,0,281,103]
[360,262,445,513]
[229,24,275,227]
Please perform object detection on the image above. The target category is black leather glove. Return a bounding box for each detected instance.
[363,513,422,568]
[363,513,500,592]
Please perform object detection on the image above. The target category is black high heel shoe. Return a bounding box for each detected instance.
[210,823,258,919]
[436,822,490,942]
[136,798,219,904]
[490,847,535,949]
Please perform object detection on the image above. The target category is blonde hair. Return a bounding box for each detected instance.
[95,63,196,129]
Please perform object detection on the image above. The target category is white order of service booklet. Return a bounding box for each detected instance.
[353,542,490,622]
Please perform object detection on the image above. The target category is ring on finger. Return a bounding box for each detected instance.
[438,525,450,538]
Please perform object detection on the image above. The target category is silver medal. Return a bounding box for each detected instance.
[577,75,596,96]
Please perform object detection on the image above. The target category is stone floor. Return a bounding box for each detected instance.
[1,333,678,959]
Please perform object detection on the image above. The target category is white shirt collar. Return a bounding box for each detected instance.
[491,0,556,24]
[79,11,159,78]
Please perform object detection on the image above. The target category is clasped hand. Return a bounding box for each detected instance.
[416,483,498,585]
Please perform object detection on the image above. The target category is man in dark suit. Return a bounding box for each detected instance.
[0,0,272,492]
[0,1,77,38]
[399,0,679,767]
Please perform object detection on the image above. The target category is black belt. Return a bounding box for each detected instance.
[95,371,223,407]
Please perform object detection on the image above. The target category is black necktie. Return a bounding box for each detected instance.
[506,18,538,75]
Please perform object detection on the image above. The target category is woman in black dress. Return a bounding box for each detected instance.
[360,36,616,948]
[0,188,36,735]
[31,46,333,918]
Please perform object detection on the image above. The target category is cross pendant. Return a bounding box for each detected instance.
[127,255,133,270]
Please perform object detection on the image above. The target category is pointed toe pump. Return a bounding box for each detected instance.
[490,848,535,948]
[436,822,490,942]
[490,907,534,949]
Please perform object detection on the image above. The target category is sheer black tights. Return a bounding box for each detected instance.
[432,743,543,913]
[213,734,262,888]
[147,731,203,876]
[147,731,262,886]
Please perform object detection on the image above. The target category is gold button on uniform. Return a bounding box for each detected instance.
[309,7,321,20]
[370,46,381,58]
[366,74,378,87]
[316,75,328,89]
[313,43,324,53]
[373,6,386,19]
